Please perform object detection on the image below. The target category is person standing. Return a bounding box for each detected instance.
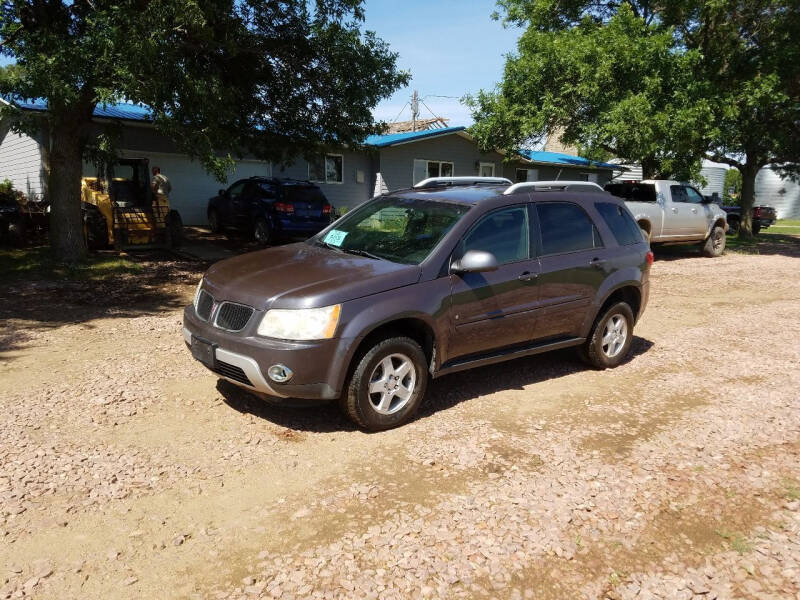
[151,166,171,201]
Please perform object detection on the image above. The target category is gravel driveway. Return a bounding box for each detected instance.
[1,243,799,600]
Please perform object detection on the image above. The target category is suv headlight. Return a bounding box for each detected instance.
[257,304,341,340]
[193,278,204,309]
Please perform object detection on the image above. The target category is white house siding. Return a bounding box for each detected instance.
[755,167,800,219]
[0,130,45,199]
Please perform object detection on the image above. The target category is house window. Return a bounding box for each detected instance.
[479,162,495,177]
[309,154,344,184]
[515,168,538,182]
[413,159,454,184]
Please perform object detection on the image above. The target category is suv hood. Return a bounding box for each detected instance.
[202,243,422,310]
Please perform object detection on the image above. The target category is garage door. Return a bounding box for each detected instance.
[120,152,272,226]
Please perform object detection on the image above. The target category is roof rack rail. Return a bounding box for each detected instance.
[414,176,512,189]
[503,181,605,195]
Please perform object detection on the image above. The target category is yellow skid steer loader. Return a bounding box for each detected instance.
[82,157,183,250]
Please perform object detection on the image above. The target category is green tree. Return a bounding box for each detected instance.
[0,0,407,262]
[469,3,714,181]
[471,0,800,237]
[722,168,741,206]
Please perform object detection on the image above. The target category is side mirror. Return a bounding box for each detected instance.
[451,249,499,274]
[218,189,225,196]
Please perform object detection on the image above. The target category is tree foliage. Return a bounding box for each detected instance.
[0,0,408,260]
[472,0,800,236]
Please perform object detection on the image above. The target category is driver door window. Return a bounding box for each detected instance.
[461,206,529,264]
[684,186,704,204]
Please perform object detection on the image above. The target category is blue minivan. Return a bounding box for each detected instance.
[207,177,333,245]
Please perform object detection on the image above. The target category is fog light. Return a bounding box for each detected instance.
[268,364,293,383]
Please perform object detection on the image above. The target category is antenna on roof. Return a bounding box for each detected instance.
[411,90,419,132]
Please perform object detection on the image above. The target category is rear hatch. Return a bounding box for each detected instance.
[281,185,329,220]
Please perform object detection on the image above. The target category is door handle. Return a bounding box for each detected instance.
[672,207,678,213]
[518,271,537,281]
[691,208,698,213]
[590,258,607,269]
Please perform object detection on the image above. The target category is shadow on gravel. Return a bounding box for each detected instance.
[0,250,206,360]
[217,336,654,433]
[653,232,800,260]
[217,380,358,433]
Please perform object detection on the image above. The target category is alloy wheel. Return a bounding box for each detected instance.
[367,353,416,415]
[601,314,628,358]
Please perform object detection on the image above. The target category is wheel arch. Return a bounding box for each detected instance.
[342,315,438,385]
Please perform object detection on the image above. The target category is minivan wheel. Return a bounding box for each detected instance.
[578,301,635,370]
[254,218,272,245]
[341,336,428,431]
[701,225,726,257]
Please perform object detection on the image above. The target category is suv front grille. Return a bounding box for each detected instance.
[213,360,252,386]
[196,290,214,321]
[215,302,254,331]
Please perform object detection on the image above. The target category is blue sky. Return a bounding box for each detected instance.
[1,1,519,126]
[363,0,520,127]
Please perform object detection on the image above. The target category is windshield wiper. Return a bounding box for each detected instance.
[315,240,344,253]
[341,248,383,260]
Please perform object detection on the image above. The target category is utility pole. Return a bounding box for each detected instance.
[411,90,419,132]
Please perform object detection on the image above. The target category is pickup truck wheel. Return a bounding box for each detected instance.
[208,208,223,234]
[753,222,762,235]
[639,226,651,243]
[726,218,739,235]
[701,225,726,257]
[578,302,634,369]
[341,336,428,431]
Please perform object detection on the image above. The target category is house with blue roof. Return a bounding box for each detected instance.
[0,99,621,225]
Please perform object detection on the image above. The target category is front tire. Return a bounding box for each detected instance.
[340,336,428,431]
[208,208,223,234]
[702,225,726,257]
[578,302,635,369]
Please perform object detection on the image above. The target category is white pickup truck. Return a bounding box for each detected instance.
[604,180,729,257]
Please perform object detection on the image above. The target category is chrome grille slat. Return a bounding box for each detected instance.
[215,302,254,332]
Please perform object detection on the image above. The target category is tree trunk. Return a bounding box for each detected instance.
[738,164,758,239]
[641,155,659,180]
[48,120,87,263]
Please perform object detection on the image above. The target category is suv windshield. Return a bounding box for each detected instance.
[311,196,470,265]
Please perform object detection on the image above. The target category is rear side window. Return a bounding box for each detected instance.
[536,202,602,255]
[595,202,643,246]
[605,182,657,202]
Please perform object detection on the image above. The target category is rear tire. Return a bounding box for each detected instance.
[167,210,183,248]
[578,301,635,370]
[7,218,26,247]
[753,221,762,235]
[254,218,272,245]
[701,225,726,257]
[726,218,739,235]
[340,336,428,431]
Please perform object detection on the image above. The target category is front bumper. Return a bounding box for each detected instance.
[183,305,350,400]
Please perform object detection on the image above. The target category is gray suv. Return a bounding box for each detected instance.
[184,178,652,431]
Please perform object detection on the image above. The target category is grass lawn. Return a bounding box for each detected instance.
[0,246,142,283]
[769,218,800,230]
[725,223,800,255]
